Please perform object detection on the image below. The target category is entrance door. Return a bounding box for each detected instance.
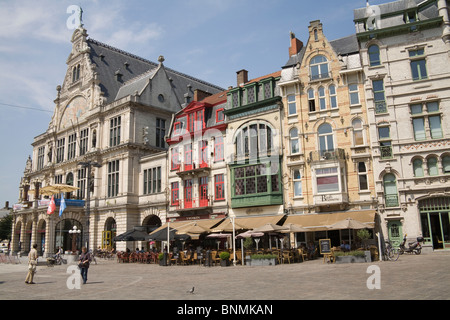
[387,220,403,248]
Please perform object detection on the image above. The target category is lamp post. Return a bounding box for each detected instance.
[78,160,101,251]
[69,226,81,253]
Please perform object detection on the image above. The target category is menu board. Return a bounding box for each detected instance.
[319,239,331,254]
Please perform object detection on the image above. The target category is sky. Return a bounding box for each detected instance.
[0,0,390,207]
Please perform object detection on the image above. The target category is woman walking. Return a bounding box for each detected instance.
[79,247,92,284]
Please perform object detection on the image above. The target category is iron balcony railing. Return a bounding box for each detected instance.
[309,148,345,163]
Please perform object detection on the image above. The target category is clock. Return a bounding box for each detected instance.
[60,96,88,129]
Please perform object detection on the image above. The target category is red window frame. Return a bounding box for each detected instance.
[171,182,179,206]
[199,140,208,168]
[199,176,208,207]
[215,174,225,200]
[184,179,193,208]
[216,108,224,123]
[184,144,193,171]
[214,136,224,162]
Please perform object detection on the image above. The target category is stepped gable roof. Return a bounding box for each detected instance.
[87,38,224,104]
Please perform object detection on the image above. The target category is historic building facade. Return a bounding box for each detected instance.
[278,21,377,247]
[12,26,223,255]
[354,0,450,250]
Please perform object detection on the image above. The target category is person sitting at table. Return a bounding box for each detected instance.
[340,241,350,252]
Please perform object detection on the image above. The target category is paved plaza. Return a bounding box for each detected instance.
[1,251,449,301]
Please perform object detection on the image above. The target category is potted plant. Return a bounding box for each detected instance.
[219,251,230,267]
[249,254,277,266]
[334,250,368,264]
[158,252,167,266]
[356,229,372,262]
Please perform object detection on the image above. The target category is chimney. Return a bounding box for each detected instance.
[194,89,212,102]
[236,69,248,87]
[289,32,303,57]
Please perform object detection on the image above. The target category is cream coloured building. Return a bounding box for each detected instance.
[354,0,450,250]
[12,26,223,255]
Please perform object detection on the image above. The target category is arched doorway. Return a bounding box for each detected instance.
[54,219,83,253]
[102,217,117,250]
[143,215,162,251]
[419,197,450,250]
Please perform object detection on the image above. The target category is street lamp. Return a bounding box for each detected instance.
[78,160,101,251]
[69,226,81,253]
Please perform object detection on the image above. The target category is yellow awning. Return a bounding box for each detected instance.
[151,218,225,235]
[284,210,376,231]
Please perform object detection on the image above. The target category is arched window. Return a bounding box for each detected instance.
[443,156,450,174]
[290,127,299,154]
[427,157,438,176]
[318,123,334,155]
[310,55,329,80]
[368,45,380,66]
[234,121,273,159]
[413,159,424,177]
[383,173,398,207]
[352,118,364,146]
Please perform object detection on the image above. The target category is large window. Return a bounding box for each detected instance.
[77,167,86,200]
[318,123,334,155]
[67,133,76,160]
[368,45,380,66]
[411,102,443,140]
[352,118,364,146]
[37,146,45,170]
[409,49,427,81]
[288,95,297,115]
[234,164,279,196]
[214,174,225,200]
[349,84,360,105]
[156,118,166,148]
[308,88,316,112]
[290,127,300,154]
[107,160,119,197]
[171,182,179,205]
[56,138,65,163]
[143,167,162,194]
[293,169,302,197]
[316,167,339,193]
[310,55,329,80]
[79,128,89,156]
[373,79,387,114]
[109,116,121,147]
[358,162,368,191]
[234,121,273,159]
[383,173,398,207]
[413,159,424,177]
[329,85,338,109]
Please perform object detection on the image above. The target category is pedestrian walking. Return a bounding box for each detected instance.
[79,247,92,284]
[25,243,38,284]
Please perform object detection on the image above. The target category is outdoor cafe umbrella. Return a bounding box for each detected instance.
[328,218,369,248]
[114,226,151,242]
[280,223,308,249]
[253,223,289,250]
[175,223,210,235]
[148,227,190,242]
[40,184,79,196]
[212,219,248,233]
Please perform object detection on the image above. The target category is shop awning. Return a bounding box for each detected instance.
[150,218,225,237]
[284,210,376,232]
[212,215,285,232]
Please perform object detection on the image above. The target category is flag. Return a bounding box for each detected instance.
[47,195,56,215]
[59,193,66,217]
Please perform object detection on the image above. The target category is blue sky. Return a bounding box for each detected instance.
[0,0,389,207]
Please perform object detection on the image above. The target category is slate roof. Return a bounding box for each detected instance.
[353,0,438,21]
[329,34,360,56]
[87,39,225,105]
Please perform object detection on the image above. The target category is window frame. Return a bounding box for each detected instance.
[214,174,225,201]
[368,44,381,66]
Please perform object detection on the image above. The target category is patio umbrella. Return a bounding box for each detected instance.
[148,227,190,241]
[280,223,308,233]
[40,184,79,196]
[114,226,152,242]
[328,218,368,230]
[235,230,264,239]
[253,223,289,233]
[212,219,248,233]
[175,223,210,235]
[328,218,369,248]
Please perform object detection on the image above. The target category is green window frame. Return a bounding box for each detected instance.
[373,79,387,114]
[233,163,280,197]
[409,49,427,81]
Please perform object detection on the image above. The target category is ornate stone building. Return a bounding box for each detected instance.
[354,0,450,250]
[13,26,223,255]
[278,21,377,247]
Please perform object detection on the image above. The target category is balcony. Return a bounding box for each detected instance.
[175,161,211,177]
[313,192,349,207]
[309,148,346,163]
[172,196,213,213]
[310,72,332,82]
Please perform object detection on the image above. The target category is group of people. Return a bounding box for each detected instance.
[25,244,92,285]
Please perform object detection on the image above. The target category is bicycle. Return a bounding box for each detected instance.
[384,241,399,261]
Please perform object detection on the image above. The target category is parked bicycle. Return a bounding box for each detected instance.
[384,241,399,261]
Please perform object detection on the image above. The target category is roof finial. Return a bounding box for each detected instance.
[158,55,165,64]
